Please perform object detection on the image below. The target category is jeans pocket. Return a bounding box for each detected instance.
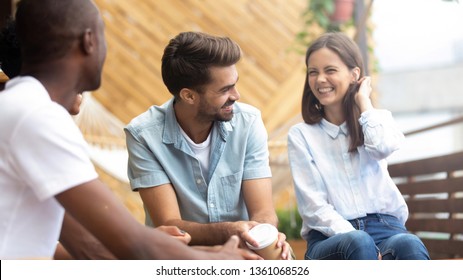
[379,214,407,232]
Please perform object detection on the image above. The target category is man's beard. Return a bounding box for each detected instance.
[198,100,235,122]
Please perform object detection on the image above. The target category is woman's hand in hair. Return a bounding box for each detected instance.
[355,76,373,113]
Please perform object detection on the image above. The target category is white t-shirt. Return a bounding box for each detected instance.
[0,76,98,259]
[179,126,212,182]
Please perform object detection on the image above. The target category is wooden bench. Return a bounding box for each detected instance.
[388,151,463,259]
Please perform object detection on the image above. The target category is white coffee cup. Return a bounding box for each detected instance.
[246,223,282,260]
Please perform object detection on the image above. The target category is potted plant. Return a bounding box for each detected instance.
[294,0,356,54]
[330,0,355,24]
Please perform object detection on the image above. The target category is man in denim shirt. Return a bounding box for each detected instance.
[125,32,291,259]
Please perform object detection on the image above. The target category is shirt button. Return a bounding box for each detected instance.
[210,203,215,208]
[196,178,202,184]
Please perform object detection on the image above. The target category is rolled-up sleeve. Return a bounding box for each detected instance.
[124,126,170,190]
[242,111,272,180]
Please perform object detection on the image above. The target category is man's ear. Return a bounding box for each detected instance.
[179,88,196,104]
[81,28,94,55]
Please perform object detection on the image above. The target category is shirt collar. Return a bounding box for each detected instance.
[320,118,349,139]
[163,98,180,144]
[163,98,234,144]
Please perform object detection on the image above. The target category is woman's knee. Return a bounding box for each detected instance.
[339,231,377,259]
[381,233,430,260]
[387,233,424,248]
[342,230,375,246]
[306,230,377,259]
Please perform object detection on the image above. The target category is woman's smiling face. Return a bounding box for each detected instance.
[307,47,357,111]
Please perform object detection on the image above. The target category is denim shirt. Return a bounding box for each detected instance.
[287,109,408,239]
[125,98,272,226]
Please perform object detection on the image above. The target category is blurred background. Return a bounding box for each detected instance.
[1,0,462,246]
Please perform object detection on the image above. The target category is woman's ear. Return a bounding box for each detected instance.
[351,67,361,83]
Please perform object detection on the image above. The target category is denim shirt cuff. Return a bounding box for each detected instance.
[129,172,170,190]
[242,166,272,180]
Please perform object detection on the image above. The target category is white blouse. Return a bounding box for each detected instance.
[287,109,408,239]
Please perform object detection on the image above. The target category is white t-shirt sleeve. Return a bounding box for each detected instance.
[10,103,98,201]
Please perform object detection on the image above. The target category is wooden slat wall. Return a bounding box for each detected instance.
[92,0,307,134]
[388,152,463,259]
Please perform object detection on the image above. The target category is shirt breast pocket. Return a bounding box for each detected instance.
[220,171,243,212]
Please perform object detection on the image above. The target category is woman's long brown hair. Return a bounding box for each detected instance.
[301,32,365,152]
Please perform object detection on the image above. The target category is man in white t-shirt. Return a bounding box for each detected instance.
[0,0,256,260]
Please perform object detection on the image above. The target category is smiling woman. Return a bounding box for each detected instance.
[287,32,430,260]
[306,47,361,125]
[301,32,366,152]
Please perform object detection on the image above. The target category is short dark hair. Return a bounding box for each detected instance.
[15,0,95,64]
[0,18,21,78]
[161,32,241,96]
[301,32,365,152]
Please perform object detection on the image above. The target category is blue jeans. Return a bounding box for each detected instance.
[304,213,430,260]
